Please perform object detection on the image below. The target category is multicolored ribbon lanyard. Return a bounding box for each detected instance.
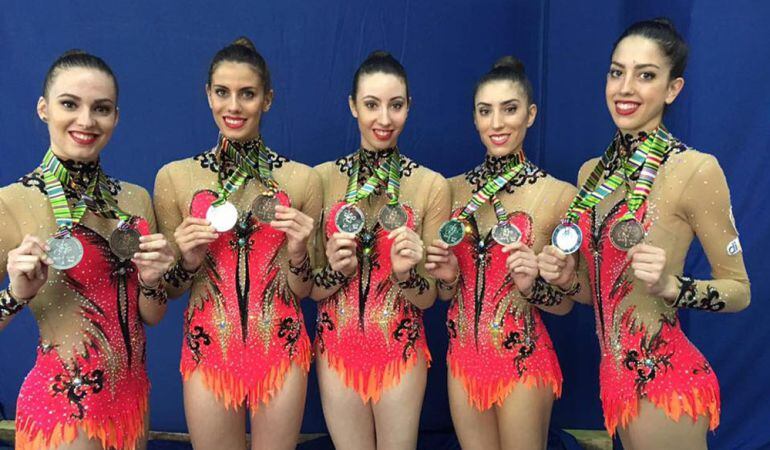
[439,154,528,246]
[335,149,402,234]
[207,135,278,231]
[552,126,671,253]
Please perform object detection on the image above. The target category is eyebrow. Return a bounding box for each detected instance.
[361,95,406,102]
[211,84,259,91]
[476,98,519,107]
[611,61,661,70]
[57,93,115,104]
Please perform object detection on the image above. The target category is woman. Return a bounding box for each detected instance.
[538,18,750,449]
[153,38,320,450]
[424,57,575,450]
[0,50,174,450]
[310,51,450,450]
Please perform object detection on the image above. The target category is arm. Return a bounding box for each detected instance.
[648,155,750,312]
[273,167,323,299]
[391,174,452,310]
[134,189,173,326]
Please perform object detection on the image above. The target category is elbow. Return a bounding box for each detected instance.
[552,299,574,316]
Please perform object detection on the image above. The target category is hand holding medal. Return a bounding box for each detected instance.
[537,245,577,289]
[389,226,424,277]
[626,244,677,299]
[425,239,459,284]
[6,235,54,301]
[270,204,314,261]
[325,232,358,276]
[501,241,538,295]
[132,232,176,287]
[174,216,219,273]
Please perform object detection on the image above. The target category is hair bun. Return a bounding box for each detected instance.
[61,49,87,58]
[367,50,393,60]
[493,56,525,74]
[651,17,676,29]
[231,36,256,52]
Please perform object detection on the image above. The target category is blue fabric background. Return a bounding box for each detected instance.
[1,1,767,448]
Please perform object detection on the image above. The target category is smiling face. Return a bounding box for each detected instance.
[606,35,684,135]
[207,61,272,142]
[473,79,536,157]
[36,67,119,162]
[349,72,409,151]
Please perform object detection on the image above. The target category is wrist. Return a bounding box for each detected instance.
[138,272,162,289]
[289,251,309,267]
[8,283,35,302]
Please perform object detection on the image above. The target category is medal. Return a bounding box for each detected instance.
[609,218,645,251]
[491,221,522,245]
[109,225,142,260]
[206,201,238,232]
[252,192,280,223]
[47,232,84,270]
[378,203,408,231]
[439,219,466,247]
[335,203,365,235]
[551,222,582,255]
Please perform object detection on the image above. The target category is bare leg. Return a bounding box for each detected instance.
[447,368,501,450]
[371,355,428,450]
[249,364,308,450]
[316,354,376,450]
[620,399,709,450]
[184,369,247,450]
[495,382,554,450]
[53,407,151,450]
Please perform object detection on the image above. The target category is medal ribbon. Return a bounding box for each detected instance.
[458,154,527,223]
[561,125,670,224]
[40,149,101,232]
[213,135,278,206]
[344,149,400,204]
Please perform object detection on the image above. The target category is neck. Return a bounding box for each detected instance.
[483,149,525,176]
[50,146,99,164]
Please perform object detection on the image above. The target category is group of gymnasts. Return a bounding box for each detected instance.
[0,16,750,450]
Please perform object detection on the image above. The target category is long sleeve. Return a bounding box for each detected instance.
[0,193,26,330]
[674,154,750,312]
[154,164,196,299]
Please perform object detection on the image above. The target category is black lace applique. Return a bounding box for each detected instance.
[674,276,725,311]
[622,326,674,395]
[395,268,429,295]
[277,317,302,357]
[522,277,569,307]
[288,254,312,282]
[51,362,105,419]
[315,311,335,354]
[164,260,198,288]
[335,151,421,187]
[19,170,121,200]
[464,161,545,193]
[194,147,288,179]
[692,362,712,376]
[393,313,422,362]
[313,266,350,289]
[185,315,212,364]
[502,328,538,377]
[0,288,26,321]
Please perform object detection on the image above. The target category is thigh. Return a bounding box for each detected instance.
[52,430,104,450]
[621,399,709,450]
[495,382,555,450]
[249,363,308,450]
[371,355,428,450]
[447,368,501,450]
[316,354,376,450]
[183,369,247,450]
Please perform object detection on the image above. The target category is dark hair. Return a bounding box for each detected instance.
[351,50,409,102]
[207,36,272,93]
[613,17,688,79]
[42,49,118,100]
[473,56,534,106]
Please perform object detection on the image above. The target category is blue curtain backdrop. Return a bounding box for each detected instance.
[1,1,768,448]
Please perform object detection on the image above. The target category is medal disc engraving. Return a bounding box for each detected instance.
[109,227,142,260]
[439,219,466,247]
[47,233,84,270]
[334,204,365,235]
[492,222,522,246]
[206,202,238,232]
[378,204,408,231]
[252,193,280,223]
[610,219,645,251]
[551,222,582,255]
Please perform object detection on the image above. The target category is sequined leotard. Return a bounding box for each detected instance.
[574,132,750,435]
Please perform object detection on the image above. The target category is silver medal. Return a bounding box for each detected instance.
[47,233,84,270]
[492,222,522,246]
[378,204,408,231]
[551,222,582,255]
[334,204,365,235]
[206,201,238,232]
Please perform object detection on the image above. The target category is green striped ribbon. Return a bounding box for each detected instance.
[344,149,401,205]
[213,135,278,206]
[40,149,98,231]
[458,153,527,223]
[563,126,671,224]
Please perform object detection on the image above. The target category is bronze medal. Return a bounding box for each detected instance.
[610,218,645,251]
[252,193,280,223]
[491,222,522,246]
[109,227,142,260]
[378,203,408,231]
